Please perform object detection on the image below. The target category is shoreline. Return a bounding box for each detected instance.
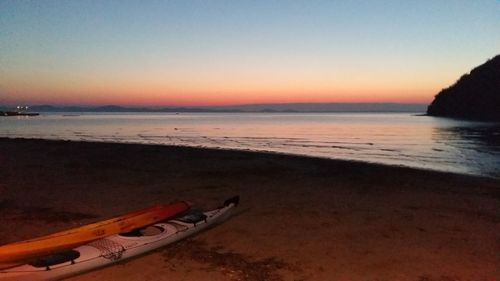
[2,136,496,181]
[0,138,498,281]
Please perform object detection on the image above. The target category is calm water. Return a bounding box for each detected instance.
[1,112,499,178]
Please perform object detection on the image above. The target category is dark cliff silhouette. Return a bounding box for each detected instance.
[427,55,500,121]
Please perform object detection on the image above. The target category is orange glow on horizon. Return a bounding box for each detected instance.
[1,70,439,106]
[0,56,446,107]
[3,88,434,107]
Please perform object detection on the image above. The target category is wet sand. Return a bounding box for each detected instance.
[0,138,498,281]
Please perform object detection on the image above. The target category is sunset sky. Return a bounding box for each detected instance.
[1,1,499,106]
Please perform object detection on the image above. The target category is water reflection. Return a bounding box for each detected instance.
[433,123,500,178]
[1,113,500,178]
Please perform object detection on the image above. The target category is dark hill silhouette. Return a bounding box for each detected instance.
[0,103,427,113]
[427,55,500,121]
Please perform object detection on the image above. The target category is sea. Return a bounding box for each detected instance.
[1,112,499,179]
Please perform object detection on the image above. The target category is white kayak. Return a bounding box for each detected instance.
[0,196,239,281]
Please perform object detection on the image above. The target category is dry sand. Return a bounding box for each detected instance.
[0,138,498,281]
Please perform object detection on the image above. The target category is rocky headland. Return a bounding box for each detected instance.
[427,55,500,121]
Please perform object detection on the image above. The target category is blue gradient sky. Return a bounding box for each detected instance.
[1,0,499,106]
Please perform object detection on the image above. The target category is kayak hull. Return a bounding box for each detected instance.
[0,196,238,281]
[0,201,190,266]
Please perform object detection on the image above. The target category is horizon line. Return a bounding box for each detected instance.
[0,101,429,108]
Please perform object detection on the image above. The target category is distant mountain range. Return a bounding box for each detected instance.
[0,103,427,113]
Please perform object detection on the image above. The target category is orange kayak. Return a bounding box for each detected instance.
[0,201,190,267]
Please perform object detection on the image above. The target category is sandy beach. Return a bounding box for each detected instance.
[0,138,498,281]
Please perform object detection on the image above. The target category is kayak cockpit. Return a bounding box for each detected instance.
[29,250,80,269]
[119,225,165,237]
[175,209,207,224]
